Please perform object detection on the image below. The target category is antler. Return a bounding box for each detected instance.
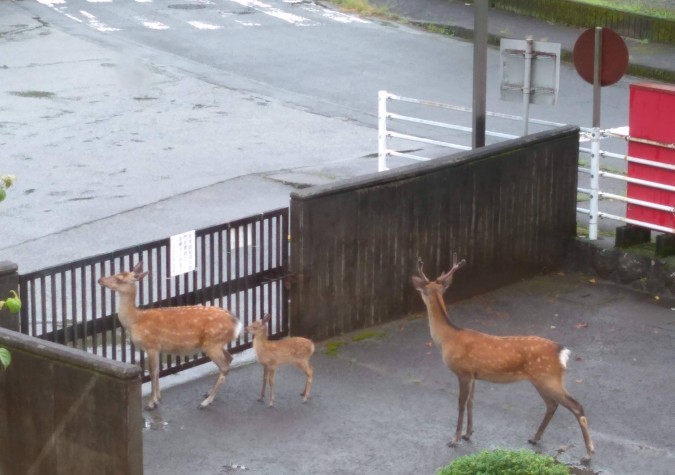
[437,252,466,286]
[417,258,430,283]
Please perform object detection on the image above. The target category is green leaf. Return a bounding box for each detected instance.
[0,348,11,370]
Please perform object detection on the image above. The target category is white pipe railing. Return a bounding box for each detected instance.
[378,90,675,237]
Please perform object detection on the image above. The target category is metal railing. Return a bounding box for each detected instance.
[377,90,675,239]
[18,207,290,382]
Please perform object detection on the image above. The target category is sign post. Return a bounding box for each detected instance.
[499,38,561,134]
[573,27,629,240]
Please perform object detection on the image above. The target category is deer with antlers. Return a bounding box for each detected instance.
[245,314,315,407]
[412,255,594,464]
[98,262,243,410]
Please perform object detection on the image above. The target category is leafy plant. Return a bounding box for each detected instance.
[0,291,21,370]
[1,175,20,370]
[436,449,570,475]
[0,348,10,370]
[0,174,16,202]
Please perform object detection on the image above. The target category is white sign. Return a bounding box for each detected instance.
[170,230,196,277]
[500,38,561,106]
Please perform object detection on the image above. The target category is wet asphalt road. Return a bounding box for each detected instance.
[2,0,634,272]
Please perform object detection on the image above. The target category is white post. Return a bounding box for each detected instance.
[589,128,601,240]
[378,90,389,172]
[522,36,533,135]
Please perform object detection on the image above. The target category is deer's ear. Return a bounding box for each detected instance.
[262,314,271,323]
[411,276,427,291]
[134,271,149,281]
[132,261,144,274]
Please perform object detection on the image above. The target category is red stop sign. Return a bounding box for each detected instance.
[573,27,629,86]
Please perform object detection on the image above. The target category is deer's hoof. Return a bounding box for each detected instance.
[461,435,471,442]
[580,455,592,466]
[447,440,458,448]
[145,403,158,411]
[527,439,538,446]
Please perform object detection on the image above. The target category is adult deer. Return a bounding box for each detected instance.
[98,262,243,410]
[245,314,315,407]
[412,255,594,464]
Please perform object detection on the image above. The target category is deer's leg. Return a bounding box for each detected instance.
[259,366,269,402]
[462,377,476,441]
[146,349,160,410]
[558,393,595,465]
[268,368,276,407]
[535,380,595,465]
[297,361,313,402]
[528,386,558,445]
[449,374,472,447]
[199,347,232,409]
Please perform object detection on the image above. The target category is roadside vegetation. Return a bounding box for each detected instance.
[575,0,675,20]
[436,449,571,475]
[327,0,389,17]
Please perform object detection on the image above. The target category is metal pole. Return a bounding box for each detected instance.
[589,128,601,240]
[472,0,488,148]
[522,36,533,135]
[592,27,602,128]
[589,27,602,239]
[378,90,388,172]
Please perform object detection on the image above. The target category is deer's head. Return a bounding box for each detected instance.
[245,313,272,337]
[98,261,148,294]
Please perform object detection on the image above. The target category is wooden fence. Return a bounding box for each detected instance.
[289,126,580,340]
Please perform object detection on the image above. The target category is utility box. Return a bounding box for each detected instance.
[626,83,675,233]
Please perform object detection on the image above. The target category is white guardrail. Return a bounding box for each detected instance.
[377,90,675,240]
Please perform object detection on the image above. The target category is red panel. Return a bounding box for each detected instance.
[626,83,675,231]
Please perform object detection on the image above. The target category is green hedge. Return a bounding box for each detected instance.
[437,449,570,475]
[489,0,675,44]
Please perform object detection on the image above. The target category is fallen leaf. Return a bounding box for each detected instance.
[575,322,589,329]
[425,341,433,348]
[589,278,597,284]
[550,325,556,329]
[654,295,660,301]
[575,379,583,383]
[575,356,583,362]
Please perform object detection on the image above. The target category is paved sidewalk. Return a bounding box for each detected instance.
[368,0,675,81]
[143,273,675,475]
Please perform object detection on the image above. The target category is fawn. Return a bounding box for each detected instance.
[412,255,594,464]
[245,314,315,407]
[98,262,243,410]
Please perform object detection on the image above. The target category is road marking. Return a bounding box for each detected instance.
[80,10,120,31]
[35,0,371,32]
[135,17,170,30]
[187,21,222,30]
[227,0,316,26]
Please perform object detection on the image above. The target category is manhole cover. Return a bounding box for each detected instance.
[168,4,207,10]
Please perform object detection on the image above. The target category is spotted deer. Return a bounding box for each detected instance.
[98,262,243,410]
[245,314,315,407]
[412,255,594,464]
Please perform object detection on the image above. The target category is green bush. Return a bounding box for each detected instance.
[437,449,570,475]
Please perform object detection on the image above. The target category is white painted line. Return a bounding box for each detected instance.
[188,21,222,30]
[228,0,315,26]
[138,18,170,30]
[234,20,262,27]
[80,10,120,32]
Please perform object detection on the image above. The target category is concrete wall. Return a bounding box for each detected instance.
[289,127,579,340]
[0,329,143,475]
